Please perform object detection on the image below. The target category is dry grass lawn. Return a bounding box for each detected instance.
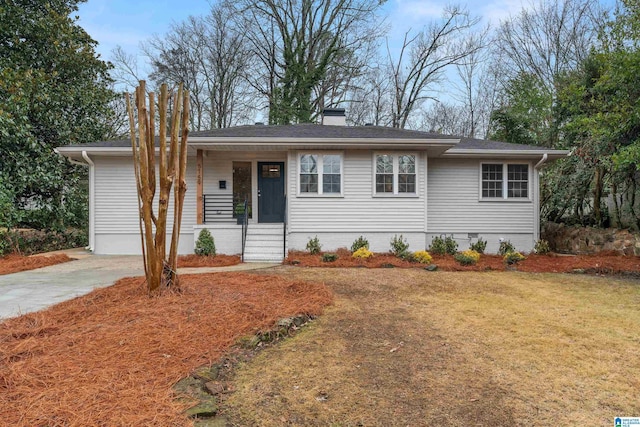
[221,268,640,426]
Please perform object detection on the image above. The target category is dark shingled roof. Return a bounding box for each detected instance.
[187,123,459,139]
[58,124,555,152]
[456,137,552,151]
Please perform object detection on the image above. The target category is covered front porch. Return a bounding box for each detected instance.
[193,149,288,261]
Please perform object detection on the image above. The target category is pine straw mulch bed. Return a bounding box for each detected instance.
[177,254,241,268]
[285,249,640,274]
[0,272,333,426]
[0,253,74,276]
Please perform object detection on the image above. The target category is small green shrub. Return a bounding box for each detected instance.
[534,239,551,254]
[504,251,526,265]
[412,250,433,264]
[194,229,216,256]
[498,240,516,256]
[352,247,373,259]
[429,236,446,255]
[0,228,88,256]
[390,234,410,258]
[306,236,322,254]
[322,253,338,262]
[350,235,369,253]
[469,238,487,254]
[454,249,481,266]
[429,235,458,255]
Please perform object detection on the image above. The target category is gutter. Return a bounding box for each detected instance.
[55,148,88,167]
[81,151,95,252]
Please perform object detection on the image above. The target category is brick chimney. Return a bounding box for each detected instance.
[322,108,346,126]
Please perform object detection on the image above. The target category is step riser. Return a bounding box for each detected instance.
[243,225,285,262]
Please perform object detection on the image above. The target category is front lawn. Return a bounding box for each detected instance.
[221,268,640,426]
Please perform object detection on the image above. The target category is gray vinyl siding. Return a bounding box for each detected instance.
[288,150,426,233]
[427,158,534,233]
[93,156,197,234]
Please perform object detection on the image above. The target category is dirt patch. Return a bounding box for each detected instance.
[0,272,333,426]
[0,253,74,275]
[221,267,640,426]
[286,249,640,274]
[178,254,241,268]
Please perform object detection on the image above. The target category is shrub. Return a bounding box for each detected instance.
[322,253,338,262]
[534,239,551,254]
[498,240,516,256]
[390,234,410,258]
[412,250,433,264]
[454,249,481,266]
[352,247,373,259]
[429,236,446,255]
[306,236,322,254]
[350,235,369,253]
[504,251,526,265]
[429,235,458,255]
[469,238,487,254]
[194,229,216,256]
[0,228,88,256]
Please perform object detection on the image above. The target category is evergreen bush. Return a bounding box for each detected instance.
[194,229,216,256]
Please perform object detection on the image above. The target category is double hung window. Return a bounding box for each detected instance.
[375,154,417,195]
[299,154,342,195]
[481,163,529,200]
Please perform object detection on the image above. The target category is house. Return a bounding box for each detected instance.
[56,109,569,261]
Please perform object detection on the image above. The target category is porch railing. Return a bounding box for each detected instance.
[283,195,287,259]
[241,198,249,262]
[203,194,233,223]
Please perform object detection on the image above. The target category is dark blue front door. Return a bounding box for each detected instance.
[258,162,285,223]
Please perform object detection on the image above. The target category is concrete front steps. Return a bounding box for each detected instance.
[243,223,286,263]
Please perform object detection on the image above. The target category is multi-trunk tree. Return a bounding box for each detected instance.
[126,81,190,292]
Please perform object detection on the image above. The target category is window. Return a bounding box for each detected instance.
[481,163,529,200]
[482,164,503,198]
[299,153,342,195]
[300,155,318,193]
[398,155,416,193]
[375,155,393,193]
[375,154,417,195]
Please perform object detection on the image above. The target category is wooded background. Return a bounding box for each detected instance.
[2,0,639,241]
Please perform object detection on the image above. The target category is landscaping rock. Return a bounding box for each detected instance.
[184,399,218,418]
[174,376,209,401]
[543,223,640,255]
[204,381,226,395]
[424,264,438,271]
[193,366,219,382]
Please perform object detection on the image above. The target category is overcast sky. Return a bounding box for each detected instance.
[76,0,532,62]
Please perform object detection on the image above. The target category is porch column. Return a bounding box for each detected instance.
[196,149,203,225]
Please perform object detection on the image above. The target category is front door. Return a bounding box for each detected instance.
[257,162,285,223]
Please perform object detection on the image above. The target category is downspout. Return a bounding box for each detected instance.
[81,151,95,252]
[535,153,548,170]
[533,153,549,244]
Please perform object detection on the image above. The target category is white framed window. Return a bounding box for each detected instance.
[480,163,530,200]
[374,153,417,195]
[298,153,343,195]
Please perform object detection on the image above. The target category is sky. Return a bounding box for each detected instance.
[76,0,532,64]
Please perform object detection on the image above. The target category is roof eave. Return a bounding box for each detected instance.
[442,149,570,160]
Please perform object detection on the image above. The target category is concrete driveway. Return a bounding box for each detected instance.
[0,254,144,320]
[0,251,279,320]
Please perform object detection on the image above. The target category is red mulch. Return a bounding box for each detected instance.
[285,249,640,274]
[0,254,74,275]
[0,273,333,426]
[177,254,241,268]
